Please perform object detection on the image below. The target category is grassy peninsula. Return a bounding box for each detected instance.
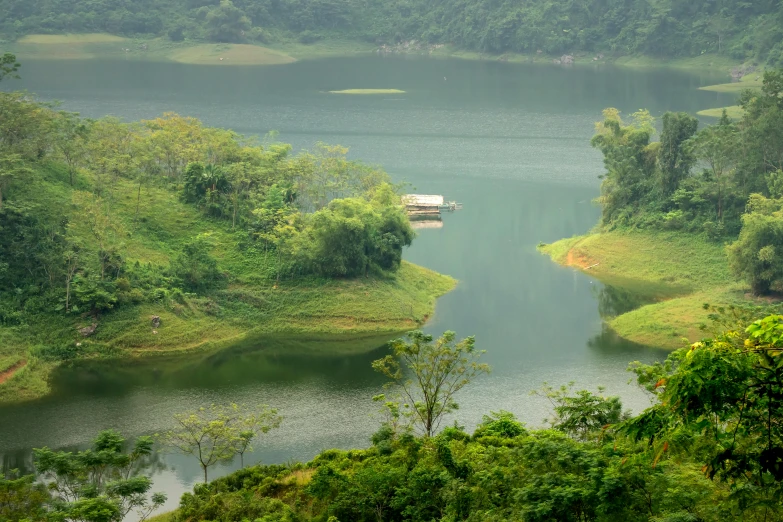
[0,88,455,404]
[541,72,783,349]
[540,231,743,349]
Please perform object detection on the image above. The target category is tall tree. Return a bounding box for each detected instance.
[658,111,699,197]
[372,331,490,437]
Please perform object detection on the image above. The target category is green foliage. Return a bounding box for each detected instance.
[3,2,783,64]
[0,471,49,522]
[159,403,282,482]
[0,53,19,82]
[727,196,783,295]
[294,196,414,278]
[170,235,224,292]
[593,69,783,250]
[372,330,490,437]
[33,430,166,522]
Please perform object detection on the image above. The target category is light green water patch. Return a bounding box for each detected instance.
[699,76,763,93]
[698,106,744,119]
[329,89,406,94]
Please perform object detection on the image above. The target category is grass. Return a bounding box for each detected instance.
[329,89,406,94]
[697,106,744,119]
[699,73,764,93]
[0,162,456,403]
[612,54,739,71]
[146,511,176,522]
[168,44,296,65]
[18,33,127,44]
[6,34,744,72]
[539,230,741,349]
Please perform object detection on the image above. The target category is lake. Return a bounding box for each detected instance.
[0,55,734,512]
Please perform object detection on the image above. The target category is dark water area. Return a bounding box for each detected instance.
[0,56,735,512]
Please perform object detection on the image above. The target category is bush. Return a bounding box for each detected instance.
[170,236,224,292]
[32,343,84,362]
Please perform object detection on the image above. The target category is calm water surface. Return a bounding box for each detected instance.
[0,56,734,512]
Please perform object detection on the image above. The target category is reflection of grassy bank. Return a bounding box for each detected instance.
[539,230,748,349]
[48,331,398,397]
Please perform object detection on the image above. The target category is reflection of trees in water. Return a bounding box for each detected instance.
[593,285,652,319]
[1,435,168,480]
[587,324,668,356]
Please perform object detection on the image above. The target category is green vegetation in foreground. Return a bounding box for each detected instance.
[329,89,405,95]
[540,230,746,349]
[698,105,745,119]
[9,317,783,522]
[0,80,455,404]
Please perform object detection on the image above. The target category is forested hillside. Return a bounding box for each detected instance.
[1,0,782,64]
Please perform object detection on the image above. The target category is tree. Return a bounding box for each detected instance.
[658,112,699,197]
[372,331,490,437]
[727,196,783,295]
[0,153,31,210]
[0,53,20,82]
[591,109,658,226]
[689,113,737,221]
[624,315,783,510]
[535,383,628,441]
[33,430,166,522]
[53,111,91,185]
[170,234,223,292]
[159,403,282,482]
[203,0,252,42]
[234,408,283,468]
[0,471,50,521]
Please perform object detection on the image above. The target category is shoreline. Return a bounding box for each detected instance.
[539,230,752,350]
[3,33,742,74]
[0,262,456,405]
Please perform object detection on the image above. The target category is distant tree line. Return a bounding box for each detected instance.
[592,69,783,295]
[1,0,783,64]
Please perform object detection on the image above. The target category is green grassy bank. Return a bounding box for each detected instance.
[539,230,753,350]
[4,33,744,72]
[0,161,455,404]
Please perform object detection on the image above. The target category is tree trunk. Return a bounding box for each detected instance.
[203,465,208,483]
[135,179,142,226]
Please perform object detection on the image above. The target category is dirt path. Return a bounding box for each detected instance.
[0,360,26,385]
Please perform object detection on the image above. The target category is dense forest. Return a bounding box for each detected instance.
[591,69,783,295]
[6,314,783,521]
[1,0,783,64]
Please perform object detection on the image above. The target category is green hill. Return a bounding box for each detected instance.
[0,96,455,404]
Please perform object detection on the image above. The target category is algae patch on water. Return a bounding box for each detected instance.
[329,89,406,94]
[697,106,744,119]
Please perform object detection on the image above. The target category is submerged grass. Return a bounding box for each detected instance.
[168,44,296,65]
[540,230,740,349]
[697,106,744,119]
[329,89,406,94]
